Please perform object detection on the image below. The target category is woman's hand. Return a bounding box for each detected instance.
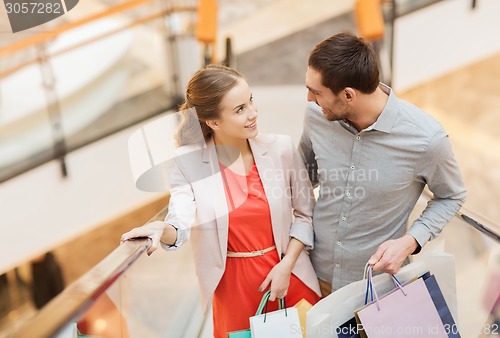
[121,221,170,256]
[258,259,294,301]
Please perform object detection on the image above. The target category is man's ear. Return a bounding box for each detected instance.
[206,120,219,130]
[344,87,356,102]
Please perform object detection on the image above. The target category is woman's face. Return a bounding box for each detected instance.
[211,78,259,141]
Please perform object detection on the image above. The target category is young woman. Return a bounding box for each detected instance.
[121,65,320,337]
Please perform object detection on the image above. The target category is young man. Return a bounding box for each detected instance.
[300,32,467,297]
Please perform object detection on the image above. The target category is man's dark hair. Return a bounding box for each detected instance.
[308,32,380,94]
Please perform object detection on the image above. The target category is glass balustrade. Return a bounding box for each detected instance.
[0,0,200,183]
[410,198,500,338]
[3,198,496,338]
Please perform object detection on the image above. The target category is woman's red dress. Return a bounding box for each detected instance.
[212,163,320,338]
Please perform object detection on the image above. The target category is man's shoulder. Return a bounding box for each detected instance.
[395,99,445,137]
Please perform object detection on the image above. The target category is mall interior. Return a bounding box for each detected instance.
[0,0,499,337]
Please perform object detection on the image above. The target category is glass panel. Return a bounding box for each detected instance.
[0,0,201,183]
[411,198,500,338]
[0,253,65,337]
[75,242,204,338]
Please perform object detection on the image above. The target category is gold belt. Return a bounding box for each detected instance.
[226,245,276,258]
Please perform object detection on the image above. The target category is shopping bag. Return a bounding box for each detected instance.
[227,329,252,338]
[337,317,361,338]
[421,272,461,338]
[335,272,460,338]
[306,251,458,338]
[294,298,313,338]
[250,291,302,338]
[354,265,448,338]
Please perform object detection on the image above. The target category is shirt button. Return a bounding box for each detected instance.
[346,191,351,196]
[356,136,361,141]
[337,241,342,246]
[350,165,355,170]
[341,216,346,221]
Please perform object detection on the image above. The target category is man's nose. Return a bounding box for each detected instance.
[307,91,315,102]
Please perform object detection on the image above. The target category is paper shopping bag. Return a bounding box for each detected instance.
[336,272,460,338]
[421,272,461,338]
[337,317,361,338]
[294,298,313,338]
[227,329,252,338]
[250,291,302,338]
[355,266,447,338]
[306,252,457,338]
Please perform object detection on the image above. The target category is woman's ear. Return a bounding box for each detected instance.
[206,120,219,130]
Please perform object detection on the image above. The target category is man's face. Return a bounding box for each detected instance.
[305,67,348,122]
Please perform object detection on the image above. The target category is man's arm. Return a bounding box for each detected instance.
[407,129,467,248]
[370,129,466,274]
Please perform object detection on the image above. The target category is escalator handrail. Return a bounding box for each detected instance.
[421,190,499,243]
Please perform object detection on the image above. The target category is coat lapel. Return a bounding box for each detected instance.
[249,137,283,257]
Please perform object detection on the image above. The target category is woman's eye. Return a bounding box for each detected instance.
[237,106,244,113]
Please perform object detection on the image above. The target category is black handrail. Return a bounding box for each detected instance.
[456,211,500,243]
[421,190,500,244]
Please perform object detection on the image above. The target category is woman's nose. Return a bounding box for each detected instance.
[249,106,258,119]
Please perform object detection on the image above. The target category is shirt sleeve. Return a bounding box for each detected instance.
[160,158,196,251]
[407,129,467,248]
[286,136,316,250]
[299,105,319,188]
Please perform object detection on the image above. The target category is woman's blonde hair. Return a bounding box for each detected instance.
[175,65,243,146]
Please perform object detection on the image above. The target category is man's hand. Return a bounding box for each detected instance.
[368,235,418,274]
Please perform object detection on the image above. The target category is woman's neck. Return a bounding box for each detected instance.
[213,135,254,174]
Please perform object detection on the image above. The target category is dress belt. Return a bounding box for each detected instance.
[226,245,276,258]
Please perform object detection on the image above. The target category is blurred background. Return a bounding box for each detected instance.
[0,0,499,337]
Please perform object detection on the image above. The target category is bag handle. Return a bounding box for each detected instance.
[255,290,288,322]
[363,264,407,311]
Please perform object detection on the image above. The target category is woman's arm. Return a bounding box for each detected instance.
[288,136,316,250]
[258,237,305,301]
[121,158,196,255]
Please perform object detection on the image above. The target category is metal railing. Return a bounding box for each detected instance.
[421,189,500,244]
